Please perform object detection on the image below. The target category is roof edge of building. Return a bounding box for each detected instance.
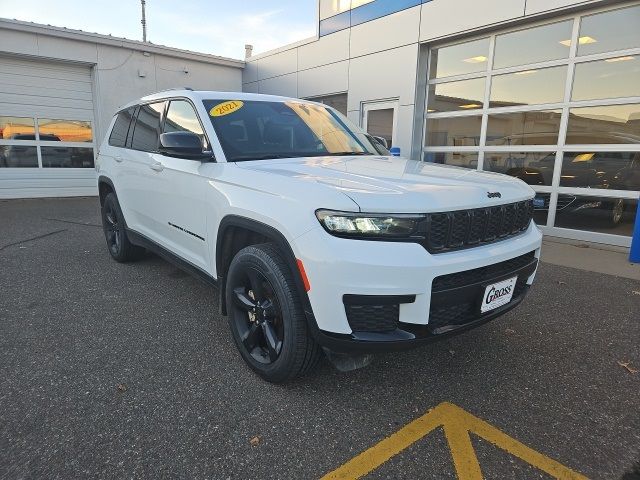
[246,35,318,62]
[0,17,245,68]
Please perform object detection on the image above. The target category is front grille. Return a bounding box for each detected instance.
[423,200,533,254]
[432,251,536,292]
[345,304,399,332]
[428,280,528,330]
[428,251,537,332]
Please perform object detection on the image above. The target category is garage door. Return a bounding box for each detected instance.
[0,55,97,199]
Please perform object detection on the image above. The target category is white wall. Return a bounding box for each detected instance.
[419,0,526,42]
[93,46,241,143]
[525,0,599,15]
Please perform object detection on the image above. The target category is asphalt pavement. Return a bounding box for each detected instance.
[1,197,639,479]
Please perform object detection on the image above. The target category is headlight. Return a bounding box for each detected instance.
[315,209,425,238]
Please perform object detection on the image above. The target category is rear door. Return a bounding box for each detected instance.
[125,101,166,240]
[104,106,137,223]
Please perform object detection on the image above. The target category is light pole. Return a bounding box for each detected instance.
[141,0,147,42]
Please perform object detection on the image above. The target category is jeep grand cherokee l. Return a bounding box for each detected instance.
[96,90,542,383]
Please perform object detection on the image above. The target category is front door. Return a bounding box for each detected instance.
[146,99,211,271]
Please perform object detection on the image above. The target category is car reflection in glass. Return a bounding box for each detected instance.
[504,151,638,228]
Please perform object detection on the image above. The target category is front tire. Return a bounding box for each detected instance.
[101,192,145,262]
[226,243,321,383]
[610,198,624,226]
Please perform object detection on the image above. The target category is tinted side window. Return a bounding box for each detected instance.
[163,100,205,148]
[108,107,135,147]
[131,102,165,152]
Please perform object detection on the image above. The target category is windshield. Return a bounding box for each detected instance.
[203,99,385,162]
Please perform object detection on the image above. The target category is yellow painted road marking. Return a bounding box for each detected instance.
[321,402,587,480]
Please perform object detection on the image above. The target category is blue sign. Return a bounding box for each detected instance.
[630,201,640,263]
[390,147,401,157]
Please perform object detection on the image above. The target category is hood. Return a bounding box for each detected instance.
[236,156,535,213]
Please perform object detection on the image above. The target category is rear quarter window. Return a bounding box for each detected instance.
[131,102,165,152]
[108,107,135,148]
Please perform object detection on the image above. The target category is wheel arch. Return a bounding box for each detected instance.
[215,215,314,324]
[98,175,117,207]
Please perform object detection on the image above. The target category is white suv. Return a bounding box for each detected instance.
[96,89,542,382]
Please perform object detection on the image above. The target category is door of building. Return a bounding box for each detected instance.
[362,100,399,149]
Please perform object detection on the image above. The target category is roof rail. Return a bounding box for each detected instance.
[152,87,194,94]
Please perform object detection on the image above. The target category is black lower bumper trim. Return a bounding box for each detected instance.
[313,286,529,353]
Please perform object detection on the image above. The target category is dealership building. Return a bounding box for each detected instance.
[1,0,639,248]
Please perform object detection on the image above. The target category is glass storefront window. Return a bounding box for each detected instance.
[425,116,482,147]
[485,110,563,146]
[572,56,640,101]
[531,194,550,226]
[578,5,640,56]
[555,195,636,236]
[424,4,640,243]
[560,152,640,191]
[351,0,374,8]
[566,104,640,144]
[423,151,478,168]
[427,78,485,112]
[483,152,556,186]
[319,0,354,19]
[0,145,38,167]
[490,66,567,108]
[0,116,35,140]
[494,20,573,69]
[429,38,490,79]
[40,146,94,168]
[38,118,93,143]
[319,0,375,18]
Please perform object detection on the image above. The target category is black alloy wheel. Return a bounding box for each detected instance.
[103,199,122,256]
[100,192,145,262]
[226,243,321,382]
[231,267,284,364]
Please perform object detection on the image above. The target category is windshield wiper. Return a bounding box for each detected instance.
[230,152,374,161]
[230,154,295,162]
[325,152,373,156]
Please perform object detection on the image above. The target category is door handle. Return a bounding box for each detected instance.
[149,162,164,172]
[114,156,124,163]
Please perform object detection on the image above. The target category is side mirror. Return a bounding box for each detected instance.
[372,135,389,149]
[159,132,211,160]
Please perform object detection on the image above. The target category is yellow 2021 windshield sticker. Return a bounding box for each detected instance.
[210,100,244,117]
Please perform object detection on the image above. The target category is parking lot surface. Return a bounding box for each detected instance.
[1,197,639,479]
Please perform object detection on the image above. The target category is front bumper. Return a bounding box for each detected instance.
[292,222,542,352]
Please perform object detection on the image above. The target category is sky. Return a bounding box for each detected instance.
[0,0,318,59]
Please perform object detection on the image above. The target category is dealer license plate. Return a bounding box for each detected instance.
[480,276,517,313]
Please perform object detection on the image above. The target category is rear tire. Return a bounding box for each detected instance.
[226,243,321,383]
[101,192,145,262]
